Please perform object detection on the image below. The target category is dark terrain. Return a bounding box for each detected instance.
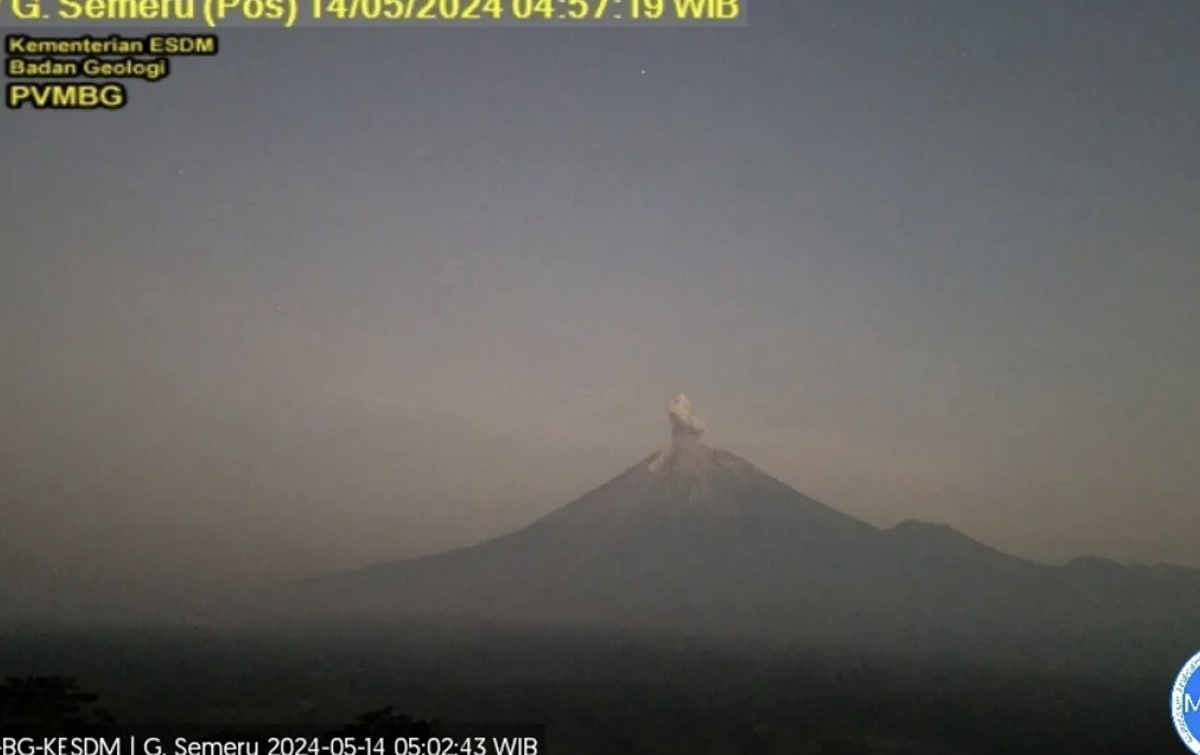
[0,622,1184,754]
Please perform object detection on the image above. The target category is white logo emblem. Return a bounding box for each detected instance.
[1172,650,1200,753]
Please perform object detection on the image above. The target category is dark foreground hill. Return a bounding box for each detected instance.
[0,622,1182,754]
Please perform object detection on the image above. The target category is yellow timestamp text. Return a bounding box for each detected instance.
[310,0,742,24]
[0,0,741,27]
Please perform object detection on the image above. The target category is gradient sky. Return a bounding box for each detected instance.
[2,0,1198,596]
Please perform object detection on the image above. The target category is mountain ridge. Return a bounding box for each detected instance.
[244,395,1199,672]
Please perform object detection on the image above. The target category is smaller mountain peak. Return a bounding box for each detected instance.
[1065,555,1125,571]
[890,519,966,540]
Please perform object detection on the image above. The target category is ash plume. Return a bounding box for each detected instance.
[667,393,705,442]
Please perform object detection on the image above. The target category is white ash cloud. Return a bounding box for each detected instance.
[667,393,705,441]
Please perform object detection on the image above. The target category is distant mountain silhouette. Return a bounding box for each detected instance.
[253,395,1200,670]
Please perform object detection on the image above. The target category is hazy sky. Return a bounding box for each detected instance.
[2,0,1198,595]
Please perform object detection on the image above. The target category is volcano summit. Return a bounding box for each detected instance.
[258,395,1200,666]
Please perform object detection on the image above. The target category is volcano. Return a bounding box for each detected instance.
[256,395,1200,666]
